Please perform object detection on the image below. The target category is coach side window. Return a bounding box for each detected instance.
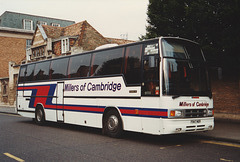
[124,44,142,85]
[34,61,50,81]
[50,58,69,79]
[91,48,124,76]
[18,66,27,83]
[68,54,91,78]
[142,42,160,96]
[25,64,36,82]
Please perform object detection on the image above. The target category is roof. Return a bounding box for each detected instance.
[0,11,75,30]
[41,21,85,39]
[0,11,75,23]
[40,21,135,45]
[106,37,135,45]
[41,25,64,39]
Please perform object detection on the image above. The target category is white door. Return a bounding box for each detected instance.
[57,82,64,122]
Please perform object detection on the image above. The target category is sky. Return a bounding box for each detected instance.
[0,0,149,40]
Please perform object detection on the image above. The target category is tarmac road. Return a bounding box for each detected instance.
[0,113,239,162]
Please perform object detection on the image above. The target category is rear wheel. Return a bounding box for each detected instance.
[104,109,123,138]
[35,107,45,125]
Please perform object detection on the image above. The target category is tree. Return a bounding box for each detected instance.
[142,0,240,74]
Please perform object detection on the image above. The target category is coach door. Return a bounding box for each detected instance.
[56,82,64,122]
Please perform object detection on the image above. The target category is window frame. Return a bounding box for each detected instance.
[141,41,160,96]
[25,64,36,82]
[51,23,60,27]
[49,57,69,80]
[33,61,51,81]
[37,21,47,25]
[61,38,69,54]
[123,44,143,85]
[68,53,92,78]
[26,39,32,48]
[18,65,27,83]
[90,47,125,77]
[23,19,33,30]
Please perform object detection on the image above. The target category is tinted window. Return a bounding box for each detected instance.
[162,38,204,61]
[142,42,160,96]
[34,61,50,81]
[68,54,91,78]
[163,59,209,96]
[91,48,124,76]
[124,44,142,84]
[25,64,35,82]
[144,42,159,55]
[50,58,69,79]
[18,65,26,83]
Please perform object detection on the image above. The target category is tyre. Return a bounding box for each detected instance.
[35,106,45,125]
[103,109,123,138]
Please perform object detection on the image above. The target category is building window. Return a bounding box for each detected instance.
[37,21,47,25]
[51,23,60,27]
[26,39,32,48]
[41,47,45,56]
[61,38,69,54]
[23,19,33,30]
[3,85,7,95]
[36,49,40,57]
[32,47,45,59]
[2,82,7,95]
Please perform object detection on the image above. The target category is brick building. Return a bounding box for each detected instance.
[0,11,75,105]
[0,27,33,105]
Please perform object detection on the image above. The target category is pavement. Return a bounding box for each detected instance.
[0,106,239,144]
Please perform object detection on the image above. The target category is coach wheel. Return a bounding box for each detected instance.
[104,109,123,138]
[35,107,45,125]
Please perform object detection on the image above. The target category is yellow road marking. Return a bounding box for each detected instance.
[160,144,182,150]
[3,153,24,162]
[201,140,240,148]
[220,158,233,162]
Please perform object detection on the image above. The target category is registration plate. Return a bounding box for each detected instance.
[191,120,201,124]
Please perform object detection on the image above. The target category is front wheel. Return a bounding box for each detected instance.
[103,109,123,138]
[35,107,45,125]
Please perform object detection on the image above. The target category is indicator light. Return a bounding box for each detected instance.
[170,110,183,117]
[170,111,175,117]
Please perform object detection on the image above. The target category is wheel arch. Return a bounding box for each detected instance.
[35,103,45,119]
[102,106,124,129]
[36,103,44,110]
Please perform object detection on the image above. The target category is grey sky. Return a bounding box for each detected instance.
[0,0,149,40]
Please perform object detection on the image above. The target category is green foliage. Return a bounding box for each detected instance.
[142,0,240,71]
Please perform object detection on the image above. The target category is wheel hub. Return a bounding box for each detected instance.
[37,109,43,122]
[107,115,119,131]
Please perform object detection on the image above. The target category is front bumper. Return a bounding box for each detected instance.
[160,117,214,134]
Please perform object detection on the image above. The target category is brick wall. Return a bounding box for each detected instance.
[0,36,26,78]
[53,41,61,55]
[212,78,240,114]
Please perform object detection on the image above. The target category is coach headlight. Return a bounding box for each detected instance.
[207,109,214,117]
[170,110,183,118]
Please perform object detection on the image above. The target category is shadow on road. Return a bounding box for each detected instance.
[19,119,202,146]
